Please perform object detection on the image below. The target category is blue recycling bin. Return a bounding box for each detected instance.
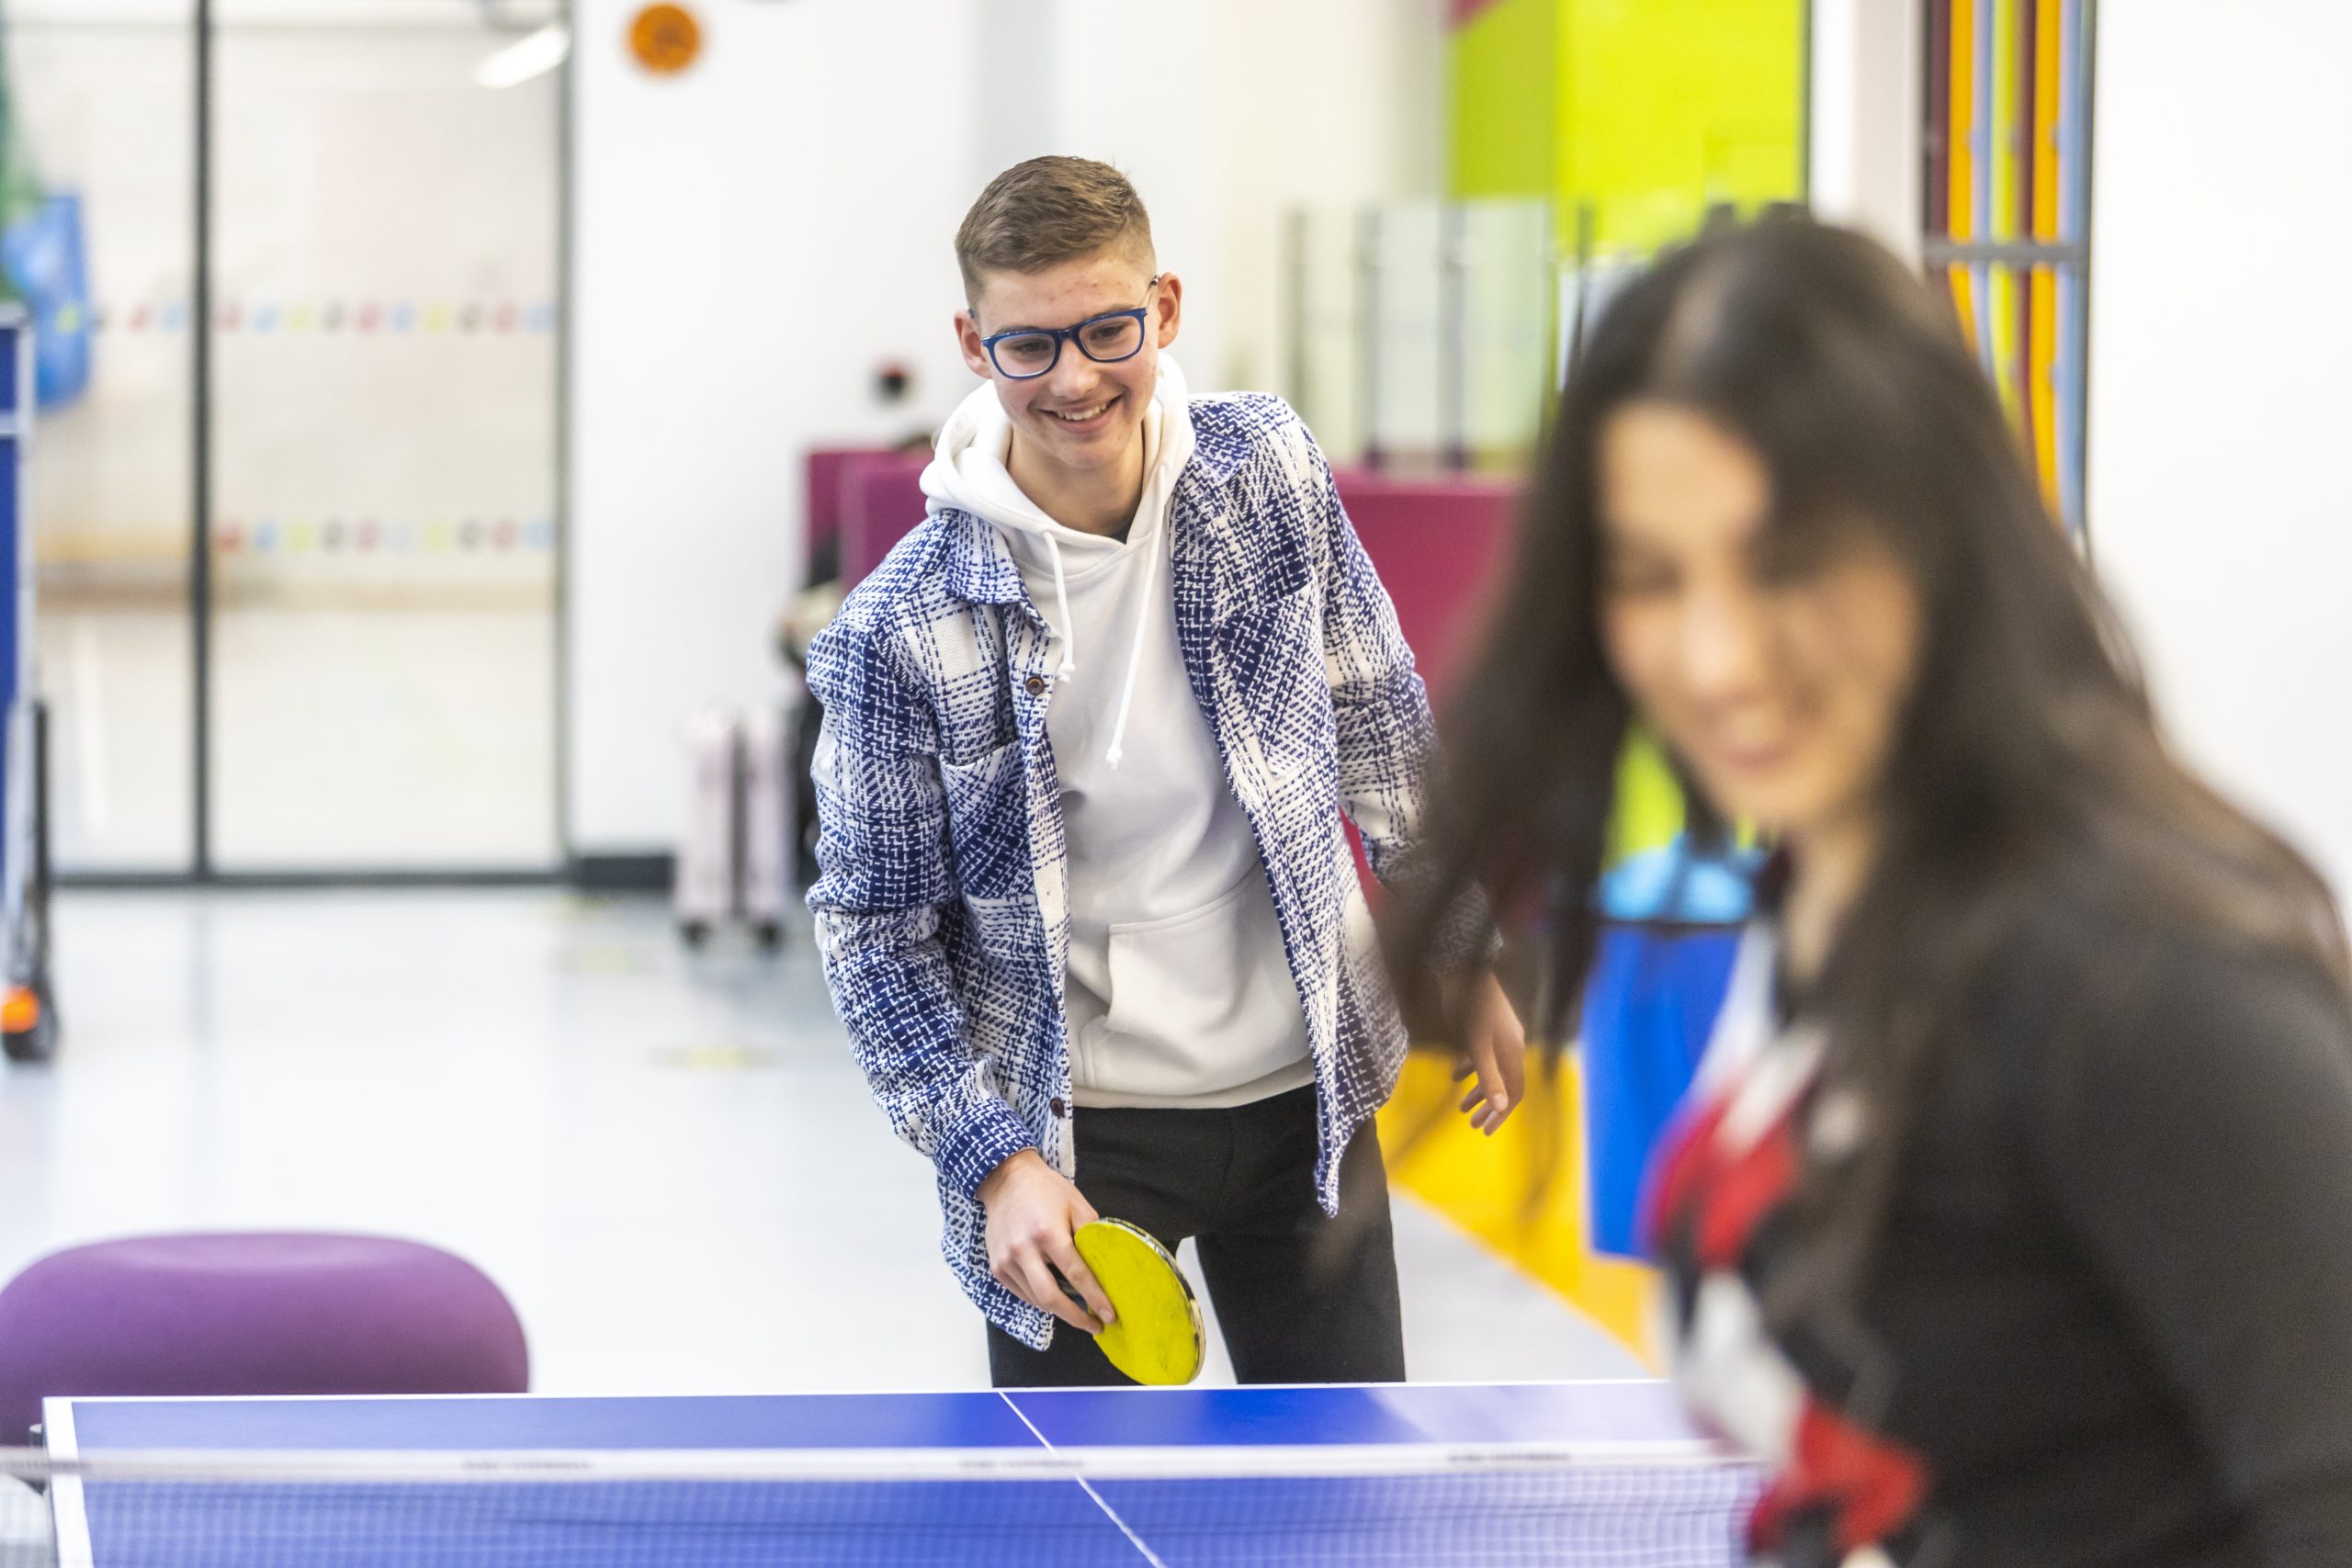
[1578,838,1759,1257]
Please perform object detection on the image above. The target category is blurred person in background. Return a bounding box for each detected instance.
[1392,215,2352,1565]
[807,156,1523,1388]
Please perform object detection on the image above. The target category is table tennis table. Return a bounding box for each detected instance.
[44,1380,1757,1566]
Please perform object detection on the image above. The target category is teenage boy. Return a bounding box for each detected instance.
[808,156,1523,1386]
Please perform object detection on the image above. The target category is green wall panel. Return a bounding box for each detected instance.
[1451,0,1560,199]
[1559,0,1806,253]
[1451,0,1807,254]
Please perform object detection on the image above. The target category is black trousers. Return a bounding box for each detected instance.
[985,1085,1406,1387]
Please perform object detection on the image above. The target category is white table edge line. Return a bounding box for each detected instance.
[45,1402,91,1568]
[1000,1392,1169,1568]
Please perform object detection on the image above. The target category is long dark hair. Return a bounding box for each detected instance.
[1390,214,2346,1312]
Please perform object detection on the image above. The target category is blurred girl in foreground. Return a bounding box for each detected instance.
[1394,217,2352,1566]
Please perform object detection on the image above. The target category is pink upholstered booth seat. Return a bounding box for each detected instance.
[821,456,1525,672]
[823,451,1523,671]
[1329,470,1523,900]
[838,453,931,589]
[805,447,874,565]
[806,448,1522,897]
[1330,470,1520,705]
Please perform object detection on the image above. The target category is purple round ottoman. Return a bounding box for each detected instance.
[0,1234,529,1441]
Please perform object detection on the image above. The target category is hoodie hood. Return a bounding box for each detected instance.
[920,353,1195,547]
[919,356,1197,765]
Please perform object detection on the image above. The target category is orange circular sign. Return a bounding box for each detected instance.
[629,4,702,74]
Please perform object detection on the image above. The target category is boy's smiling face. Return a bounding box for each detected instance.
[956,245,1182,491]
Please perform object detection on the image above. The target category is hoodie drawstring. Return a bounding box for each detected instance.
[1101,524,1160,770]
[1043,521,1154,771]
[1044,535,1078,680]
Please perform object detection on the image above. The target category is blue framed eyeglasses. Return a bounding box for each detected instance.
[978,277,1161,379]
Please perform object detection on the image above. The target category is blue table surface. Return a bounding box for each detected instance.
[57,1379,1705,1454]
[50,1383,1750,1568]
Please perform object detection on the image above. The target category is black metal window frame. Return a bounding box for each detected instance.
[54,0,574,890]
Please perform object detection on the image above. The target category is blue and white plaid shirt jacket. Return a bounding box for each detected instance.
[807,393,1479,1347]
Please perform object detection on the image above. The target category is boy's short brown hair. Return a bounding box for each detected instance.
[955,156,1156,310]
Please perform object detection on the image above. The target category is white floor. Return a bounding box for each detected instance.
[0,889,1641,1394]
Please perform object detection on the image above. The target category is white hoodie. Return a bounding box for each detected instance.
[919,357,1314,1109]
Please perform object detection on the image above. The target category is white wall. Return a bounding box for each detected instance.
[1807,0,1920,264]
[2086,1,2352,892]
[567,0,1445,855]
[567,0,981,853]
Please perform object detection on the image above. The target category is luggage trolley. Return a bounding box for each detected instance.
[0,306,57,1063]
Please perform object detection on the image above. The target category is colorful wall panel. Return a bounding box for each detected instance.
[1924,0,2094,535]
[1377,1,1806,1362]
[1450,0,1807,255]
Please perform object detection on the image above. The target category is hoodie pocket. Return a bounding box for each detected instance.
[1094,871,1305,1098]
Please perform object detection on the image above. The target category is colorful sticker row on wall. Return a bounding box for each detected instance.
[214,517,556,557]
[38,300,559,337]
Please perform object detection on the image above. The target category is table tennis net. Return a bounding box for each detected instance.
[4,1441,1762,1566]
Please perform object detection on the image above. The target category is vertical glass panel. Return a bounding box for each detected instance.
[1283,206,1363,468]
[210,0,560,869]
[10,3,199,872]
[1459,199,1552,475]
[1365,200,1443,472]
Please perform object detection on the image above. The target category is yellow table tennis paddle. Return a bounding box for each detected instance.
[1071,1219,1204,1386]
